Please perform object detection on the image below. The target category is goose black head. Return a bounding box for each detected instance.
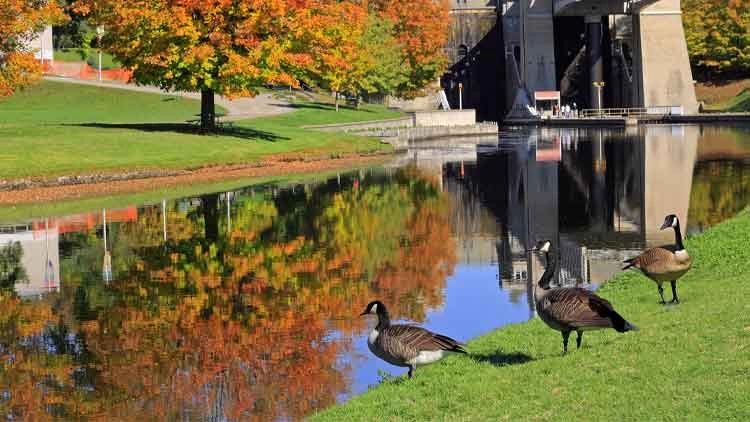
[660,214,679,231]
[360,300,386,317]
[529,240,552,254]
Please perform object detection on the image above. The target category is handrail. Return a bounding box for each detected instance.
[579,106,680,118]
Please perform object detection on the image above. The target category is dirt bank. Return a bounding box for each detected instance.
[0,153,390,205]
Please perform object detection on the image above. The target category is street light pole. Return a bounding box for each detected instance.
[592,81,606,115]
[458,82,463,110]
[96,26,105,81]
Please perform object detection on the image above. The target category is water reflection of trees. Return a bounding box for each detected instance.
[0,242,26,291]
[0,167,455,420]
[689,160,750,230]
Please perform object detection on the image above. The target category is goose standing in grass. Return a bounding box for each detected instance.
[623,214,693,304]
[531,240,638,354]
[360,300,466,378]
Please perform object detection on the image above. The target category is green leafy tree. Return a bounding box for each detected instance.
[0,242,27,291]
[355,17,406,104]
[683,0,750,76]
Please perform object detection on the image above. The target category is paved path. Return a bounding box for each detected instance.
[44,76,294,121]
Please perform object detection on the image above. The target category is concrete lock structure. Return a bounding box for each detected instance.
[442,0,697,120]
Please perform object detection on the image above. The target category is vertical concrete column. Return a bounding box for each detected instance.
[632,0,698,114]
[586,15,604,109]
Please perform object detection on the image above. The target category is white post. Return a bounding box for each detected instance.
[45,218,50,291]
[96,26,105,82]
[458,82,463,110]
[102,208,108,252]
[226,194,231,235]
[40,31,45,68]
[162,199,167,242]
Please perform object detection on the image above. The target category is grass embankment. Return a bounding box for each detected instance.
[54,48,121,69]
[315,210,750,421]
[0,81,400,180]
[710,89,750,113]
[0,166,369,223]
[696,79,750,112]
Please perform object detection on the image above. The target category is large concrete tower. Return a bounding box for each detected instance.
[631,0,698,113]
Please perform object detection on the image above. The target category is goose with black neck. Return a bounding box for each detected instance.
[531,240,638,354]
[360,300,466,378]
[623,214,693,304]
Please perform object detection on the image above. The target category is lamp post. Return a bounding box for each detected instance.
[592,81,606,115]
[96,26,105,81]
[458,82,463,110]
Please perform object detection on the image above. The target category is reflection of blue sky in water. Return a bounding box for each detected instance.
[340,264,532,400]
[3,124,750,419]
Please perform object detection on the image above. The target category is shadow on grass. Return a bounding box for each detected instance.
[287,101,377,113]
[471,351,533,367]
[71,122,289,142]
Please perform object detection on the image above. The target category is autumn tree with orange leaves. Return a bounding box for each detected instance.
[303,0,450,105]
[73,0,313,131]
[0,0,64,96]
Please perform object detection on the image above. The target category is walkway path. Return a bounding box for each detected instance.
[44,76,294,121]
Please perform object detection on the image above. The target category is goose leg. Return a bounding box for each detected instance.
[657,284,666,305]
[562,331,571,354]
[670,281,679,304]
[408,365,416,379]
[576,331,583,349]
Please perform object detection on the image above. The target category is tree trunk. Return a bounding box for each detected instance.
[334,91,339,112]
[200,88,216,132]
[202,193,220,242]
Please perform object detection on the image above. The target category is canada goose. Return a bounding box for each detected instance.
[531,240,638,354]
[360,300,466,378]
[623,214,693,304]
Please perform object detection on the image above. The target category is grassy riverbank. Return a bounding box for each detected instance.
[696,79,750,112]
[0,165,374,223]
[314,210,750,421]
[0,81,399,180]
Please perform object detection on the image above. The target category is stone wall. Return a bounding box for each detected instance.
[413,110,478,127]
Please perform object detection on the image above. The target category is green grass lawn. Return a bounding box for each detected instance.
[54,48,121,69]
[707,88,750,113]
[314,210,750,421]
[0,166,376,223]
[0,81,399,180]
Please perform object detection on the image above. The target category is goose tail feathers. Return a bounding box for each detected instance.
[623,320,639,332]
[434,333,467,354]
[607,308,638,333]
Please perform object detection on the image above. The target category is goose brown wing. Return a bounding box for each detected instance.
[628,246,678,273]
[380,325,465,360]
[543,288,616,329]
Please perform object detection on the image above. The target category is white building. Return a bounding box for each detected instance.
[0,222,60,297]
[26,25,54,62]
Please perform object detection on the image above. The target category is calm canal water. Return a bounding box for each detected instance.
[1,124,749,419]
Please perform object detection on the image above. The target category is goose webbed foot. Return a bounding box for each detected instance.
[670,281,680,304]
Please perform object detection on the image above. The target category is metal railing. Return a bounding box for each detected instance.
[580,106,683,118]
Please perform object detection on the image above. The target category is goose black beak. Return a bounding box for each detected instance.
[659,221,670,230]
[359,311,368,317]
